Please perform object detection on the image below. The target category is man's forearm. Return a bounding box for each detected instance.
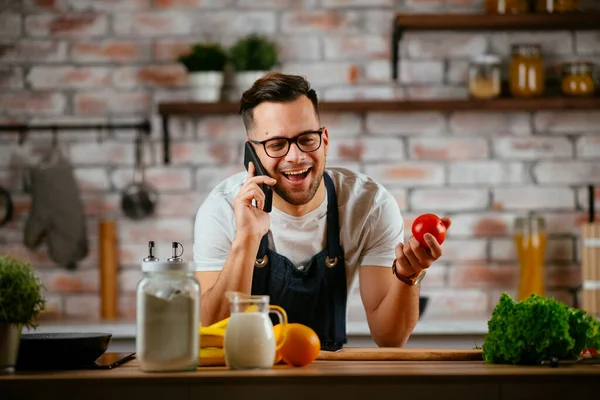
[200,236,260,326]
[368,281,420,347]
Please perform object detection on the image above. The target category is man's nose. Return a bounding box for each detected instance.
[284,141,305,162]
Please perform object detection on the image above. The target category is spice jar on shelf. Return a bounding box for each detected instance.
[485,0,530,14]
[469,54,502,99]
[561,61,596,97]
[509,44,545,97]
[136,241,200,372]
[535,0,579,13]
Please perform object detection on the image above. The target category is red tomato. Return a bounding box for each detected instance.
[412,213,447,247]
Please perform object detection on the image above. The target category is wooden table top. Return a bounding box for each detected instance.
[2,359,600,382]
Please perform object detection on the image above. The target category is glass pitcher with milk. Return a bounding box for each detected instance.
[224,291,287,370]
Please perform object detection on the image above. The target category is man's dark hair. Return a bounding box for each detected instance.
[239,72,319,135]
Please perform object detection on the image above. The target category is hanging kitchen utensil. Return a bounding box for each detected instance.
[120,131,158,220]
[0,185,13,227]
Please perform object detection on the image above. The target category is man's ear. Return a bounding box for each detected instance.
[322,127,329,156]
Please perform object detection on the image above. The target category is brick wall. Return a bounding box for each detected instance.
[0,0,599,323]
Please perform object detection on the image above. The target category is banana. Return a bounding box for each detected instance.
[199,347,225,367]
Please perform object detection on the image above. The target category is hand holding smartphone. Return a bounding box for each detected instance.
[244,142,273,213]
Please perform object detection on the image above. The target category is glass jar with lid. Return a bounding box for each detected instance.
[485,0,530,14]
[509,44,545,97]
[136,241,200,372]
[561,61,596,97]
[535,0,579,13]
[469,54,502,99]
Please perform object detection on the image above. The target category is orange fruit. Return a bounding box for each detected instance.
[274,323,320,367]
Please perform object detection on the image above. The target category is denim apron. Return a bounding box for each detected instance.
[251,172,347,351]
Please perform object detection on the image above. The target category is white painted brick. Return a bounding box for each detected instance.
[364,60,391,83]
[196,116,247,140]
[450,112,531,136]
[27,66,111,89]
[118,219,194,246]
[388,188,407,210]
[446,212,517,238]
[362,10,394,34]
[401,32,487,59]
[323,85,404,101]
[65,295,99,319]
[74,168,111,192]
[281,62,357,86]
[196,166,246,193]
[322,0,394,7]
[439,239,487,262]
[576,186,600,213]
[366,112,446,135]
[281,10,362,34]
[542,211,597,235]
[534,111,600,133]
[0,40,68,63]
[576,135,600,158]
[407,85,468,100]
[418,288,488,318]
[113,11,192,36]
[447,60,469,84]
[0,92,66,116]
[70,141,135,165]
[490,32,573,57]
[400,60,444,84]
[112,167,193,191]
[323,35,388,61]
[449,161,526,185]
[328,137,405,162]
[410,189,489,211]
[193,11,277,37]
[170,140,240,165]
[494,137,573,160]
[0,67,23,89]
[491,238,574,262]
[74,91,151,115]
[326,161,361,171]
[235,0,315,8]
[278,36,321,62]
[320,113,364,136]
[0,12,22,39]
[409,137,489,160]
[364,162,444,187]
[493,187,574,210]
[534,161,600,184]
[119,269,143,294]
[156,192,208,218]
[575,32,600,55]
[449,264,516,290]
[67,0,150,11]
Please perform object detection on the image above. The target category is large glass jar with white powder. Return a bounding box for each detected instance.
[136,247,200,372]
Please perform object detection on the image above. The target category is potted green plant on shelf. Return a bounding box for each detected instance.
[0,255,45,372]
[229,34,279,100]
[178,42,228,102]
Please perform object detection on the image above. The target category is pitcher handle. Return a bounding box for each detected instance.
[269,305,288,350]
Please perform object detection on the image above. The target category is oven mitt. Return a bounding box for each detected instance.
[24,155,88,270]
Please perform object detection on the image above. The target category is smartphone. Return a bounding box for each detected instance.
[93,352,136,369]
[244,141,273,213]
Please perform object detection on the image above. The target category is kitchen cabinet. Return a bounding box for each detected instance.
[1,358,599,400]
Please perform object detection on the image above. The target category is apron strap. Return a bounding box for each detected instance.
[255,172,341,264]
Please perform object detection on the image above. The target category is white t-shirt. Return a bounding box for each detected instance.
[193,167,404,291]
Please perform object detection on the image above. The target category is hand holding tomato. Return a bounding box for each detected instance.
[394,214,451,278]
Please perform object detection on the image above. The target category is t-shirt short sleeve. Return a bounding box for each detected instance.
[193,192,235,272]
[359,187,404,268]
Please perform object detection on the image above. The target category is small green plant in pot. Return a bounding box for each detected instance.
[229,34,279,100]
[178,42,228,102]
[0,255,45,372]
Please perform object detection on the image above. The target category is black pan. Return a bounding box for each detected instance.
[16,332,112,370]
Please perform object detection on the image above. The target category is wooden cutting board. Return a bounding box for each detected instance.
[317,347,483,361]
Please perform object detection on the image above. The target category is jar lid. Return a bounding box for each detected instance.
[142,260,197,273]
[562,61,595,74]
[472,54,501,64]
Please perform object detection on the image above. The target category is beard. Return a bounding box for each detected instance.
[273,163,325,206]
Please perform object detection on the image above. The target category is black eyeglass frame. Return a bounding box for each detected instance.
[248,127,325,159]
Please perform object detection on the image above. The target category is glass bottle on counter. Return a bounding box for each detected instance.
[514,215,547,301]
[510,44,545,97]
[561,61,596,97]
[136,241,200,372]
[485,0,530,14]
[469,54,502,99]
[535,0,579,13]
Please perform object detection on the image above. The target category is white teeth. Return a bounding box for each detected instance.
[283,168,309,176]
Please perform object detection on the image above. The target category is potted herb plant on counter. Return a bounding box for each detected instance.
[178,42,228,102]
[229,34,279,100]
[0,255,45,372]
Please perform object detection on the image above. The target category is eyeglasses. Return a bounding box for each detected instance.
[249,128,324,158]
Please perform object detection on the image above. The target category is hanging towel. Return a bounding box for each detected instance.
[24,154,88,270]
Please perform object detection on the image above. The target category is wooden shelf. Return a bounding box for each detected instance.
[394,13,600,31]
[158,97,600,115]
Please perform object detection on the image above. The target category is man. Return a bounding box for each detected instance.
[194,72,451,350]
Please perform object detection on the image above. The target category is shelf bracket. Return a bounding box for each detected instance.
[391,22,404,81]
[161,114,171,165]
